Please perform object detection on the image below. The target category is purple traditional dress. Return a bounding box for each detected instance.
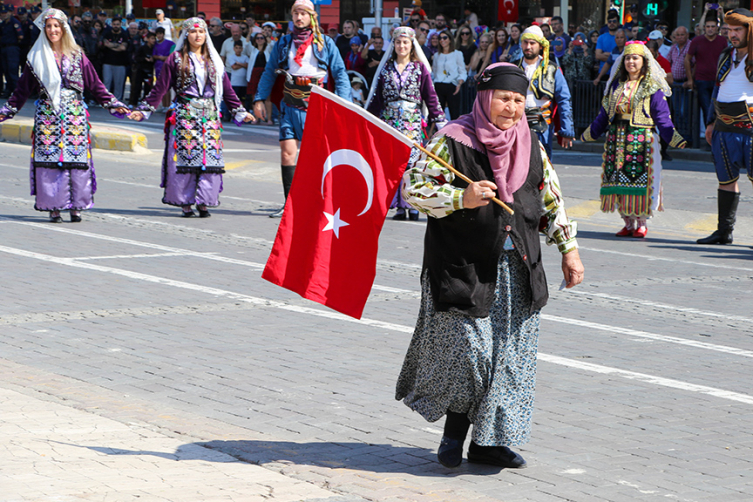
[136,18,248,217]
[0,9,127,222]
[365,27,446,220]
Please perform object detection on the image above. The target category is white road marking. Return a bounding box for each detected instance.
[537,353,753,405]
[1,242,752,406]
[73,252,198,260]
[564,290,753,324]
[542,314,753,358]
[7,219,749,353]
[4,220,265,269]
[578,246,753,272]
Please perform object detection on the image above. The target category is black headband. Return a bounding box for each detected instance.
[476,65,529,96]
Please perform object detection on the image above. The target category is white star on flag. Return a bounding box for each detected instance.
[322,208,349,238]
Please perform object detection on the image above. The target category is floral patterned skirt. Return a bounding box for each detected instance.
[395,250,540,447]
[600,121,663,217]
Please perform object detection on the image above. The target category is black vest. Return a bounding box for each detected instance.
[422,137,548,317]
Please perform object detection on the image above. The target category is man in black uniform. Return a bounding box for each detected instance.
[0,4,24,99]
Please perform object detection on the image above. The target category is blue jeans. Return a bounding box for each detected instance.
[696,80,715,131]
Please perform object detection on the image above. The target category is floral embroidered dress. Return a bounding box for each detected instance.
[136,52,247,208]
[0,51,127,212]
[582,78,685,218]
[367,61,445,209]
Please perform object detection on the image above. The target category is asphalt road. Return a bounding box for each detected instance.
[1,106,753,501]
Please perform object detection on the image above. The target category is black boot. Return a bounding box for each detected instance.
[437,412,470,468]
[270,165,295,218]
[697,190,739,244]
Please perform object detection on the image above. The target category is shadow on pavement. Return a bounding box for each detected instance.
[199,440,507,477]
[65,439,508,477]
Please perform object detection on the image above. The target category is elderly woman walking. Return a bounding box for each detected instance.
[582,41,685,238]
[396,63,584,468]
[0,8,129,223]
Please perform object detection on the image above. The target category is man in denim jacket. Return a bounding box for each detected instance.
[253,0,350,218]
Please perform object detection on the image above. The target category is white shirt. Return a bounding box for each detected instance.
[288,43,327,79]
[522,57,548,109]
[718,52,753,104]
[190,53,206,93]
[155,18,174,41]
[220,37,250,72]
[432,51,467,86]
[226,54,250,86]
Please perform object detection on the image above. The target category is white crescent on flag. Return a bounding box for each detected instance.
[321,149,374,216]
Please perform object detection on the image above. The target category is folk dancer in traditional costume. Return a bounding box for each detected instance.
[365,26,446,221]
[252,0,350,218]
[0,8,130,223]
[396,63,583,468]
[581,41,686,238]
[697,9,753,245]
[129,18,255,218]
[511,26,574,159]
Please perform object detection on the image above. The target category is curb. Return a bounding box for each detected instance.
[559,139,714,162]
[0,119,148,152]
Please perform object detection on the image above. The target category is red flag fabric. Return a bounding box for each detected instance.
[262,87,413,319]
[498,0,518,22]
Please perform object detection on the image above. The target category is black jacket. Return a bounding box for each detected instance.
[422,137,548,317]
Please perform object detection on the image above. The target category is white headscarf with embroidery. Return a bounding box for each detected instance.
[364,26,433,113]
[28,9,79,111]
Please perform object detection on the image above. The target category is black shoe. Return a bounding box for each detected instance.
[409,210,419,221]
[70,214,82,223]
[696,190,739,245]
[696,229,733,245]
[393,210,407,220]
[49,215,63,223]
[437,436,464,468]
[182,209,195,218]
[269,207,284,218]
[197,208,211,218]
[467,441,527,468]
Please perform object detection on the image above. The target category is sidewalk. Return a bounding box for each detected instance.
[0,118,148,153]
[1,382,348,502]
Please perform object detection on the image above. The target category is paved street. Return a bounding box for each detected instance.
[1,106,753,501]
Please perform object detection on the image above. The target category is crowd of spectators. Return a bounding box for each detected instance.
[0,2,731,141]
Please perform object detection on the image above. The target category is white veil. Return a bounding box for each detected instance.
[364,26,433,113]
[174,18,226,112]
[27,9,79,111]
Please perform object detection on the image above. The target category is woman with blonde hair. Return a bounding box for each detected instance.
[0,8,129,223]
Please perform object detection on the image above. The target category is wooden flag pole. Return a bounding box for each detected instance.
[413,143,515,215]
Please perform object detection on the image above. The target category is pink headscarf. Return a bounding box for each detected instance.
[441,62,531,203]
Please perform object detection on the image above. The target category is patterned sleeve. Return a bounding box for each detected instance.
[539,144,578,254]
[401,134,465,218]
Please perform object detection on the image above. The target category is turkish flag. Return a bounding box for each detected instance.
[262,87,413,319]
[498,0,518,23]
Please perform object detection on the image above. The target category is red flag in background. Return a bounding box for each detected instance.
[262,87,413,319]
[498,0,518,23]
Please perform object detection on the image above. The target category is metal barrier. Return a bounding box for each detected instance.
[571,79,701,148]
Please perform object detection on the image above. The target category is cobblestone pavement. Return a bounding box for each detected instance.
[1,109,753,501]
